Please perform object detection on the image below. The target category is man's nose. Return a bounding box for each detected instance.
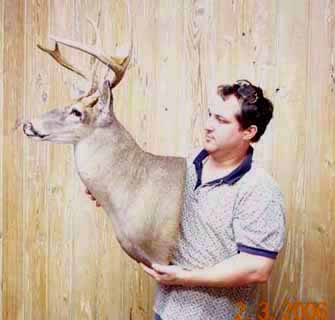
[205,117,215,131]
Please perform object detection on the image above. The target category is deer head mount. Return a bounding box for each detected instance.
[22,8,186,268]
[24,12,132,143]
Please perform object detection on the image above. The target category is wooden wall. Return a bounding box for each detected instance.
[1,0,334,319]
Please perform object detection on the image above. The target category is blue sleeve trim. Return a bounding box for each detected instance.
[237,243,278,259]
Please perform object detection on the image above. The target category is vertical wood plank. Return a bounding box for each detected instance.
[0,0,4,317]
[23,0,50,319]
[323,1,335,310]
[3,0,25,319]
[150,0,187,156]
[303,0,335,310]
[184,0,209,147]
[270,0,310,316]
[212,0,242,85]
[47,0,74,318]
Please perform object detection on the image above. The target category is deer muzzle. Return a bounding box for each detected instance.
[23,122,50,139]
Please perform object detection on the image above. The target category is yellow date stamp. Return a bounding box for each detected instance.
[234,300,328,320]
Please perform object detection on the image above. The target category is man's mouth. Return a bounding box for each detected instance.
[205,135,214,141]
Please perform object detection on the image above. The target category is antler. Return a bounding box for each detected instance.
[37,2,132,91]
[37,12,103,98]
[37,42,89,80]
[49,35,132,89]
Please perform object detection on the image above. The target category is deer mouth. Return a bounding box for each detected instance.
[23,122,50,139]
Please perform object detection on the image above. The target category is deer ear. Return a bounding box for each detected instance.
[98,80,113,113]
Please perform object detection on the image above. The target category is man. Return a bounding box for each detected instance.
[87,80,286,319]
[144,80,285,320]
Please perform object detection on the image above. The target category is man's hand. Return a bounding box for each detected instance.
[140,263,193,286]
[85,188,101,207]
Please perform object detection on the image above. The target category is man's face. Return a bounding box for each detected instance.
[203,94,246,154]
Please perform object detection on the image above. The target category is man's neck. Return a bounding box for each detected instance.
[200,145,251,185]
[207,145,250,170]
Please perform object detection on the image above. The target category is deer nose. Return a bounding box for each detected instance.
[23,122,34,135]
[23,122,31,132]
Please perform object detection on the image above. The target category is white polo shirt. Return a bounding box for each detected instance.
[154,146,286,319]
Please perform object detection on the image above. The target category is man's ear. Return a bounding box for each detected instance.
[243,125,258,141]
[98,80,113,114]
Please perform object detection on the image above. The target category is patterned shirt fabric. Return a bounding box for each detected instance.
[154,146,286,320]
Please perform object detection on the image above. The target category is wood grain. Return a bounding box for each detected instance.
[47,1,75,319]
[22,0,49,319]
[0,0,4,318]
[1,0,335,319]
[3,1,25,319]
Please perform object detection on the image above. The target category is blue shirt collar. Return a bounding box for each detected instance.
[192,145,254,190]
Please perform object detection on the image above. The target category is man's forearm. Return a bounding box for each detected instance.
[143,252,274,288]
[182,253,270,288]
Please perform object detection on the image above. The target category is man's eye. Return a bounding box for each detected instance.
[216,117,228,123]
[70,109,82,117]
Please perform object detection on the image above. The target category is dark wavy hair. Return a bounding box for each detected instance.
[217,80,273,143]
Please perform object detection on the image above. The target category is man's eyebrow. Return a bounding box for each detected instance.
[208,107,230,121]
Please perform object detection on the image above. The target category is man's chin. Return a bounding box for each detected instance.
[203,141,216,153]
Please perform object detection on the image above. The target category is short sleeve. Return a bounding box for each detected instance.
[233,178,286,259]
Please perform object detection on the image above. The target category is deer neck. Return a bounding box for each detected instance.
[73,118,144,210]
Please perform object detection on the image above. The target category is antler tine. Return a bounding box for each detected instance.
[37,42,89,80]
[49,0,133,90]
[49,36,125,74]
[109,0,133,89]
[39,0,132,93]
[83,13,103,96]
[87,17,102,52]
[109,43,132,89]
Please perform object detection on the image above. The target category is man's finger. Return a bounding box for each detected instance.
[141,263,153,273]
[152,264,172,274]
[141,264,159,278]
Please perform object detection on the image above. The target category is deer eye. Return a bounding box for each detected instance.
[70,109,82,118]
